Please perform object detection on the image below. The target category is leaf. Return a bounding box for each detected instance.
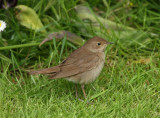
[40,31,85,46]
[15,5,46,32]
[75,5,157,37]
[75,5,134,31]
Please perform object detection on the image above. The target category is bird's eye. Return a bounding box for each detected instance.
[97,42,101,45]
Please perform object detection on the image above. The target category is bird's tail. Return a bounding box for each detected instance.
[29,66,60,75]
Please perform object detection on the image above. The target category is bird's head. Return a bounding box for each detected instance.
[84,37,112,52]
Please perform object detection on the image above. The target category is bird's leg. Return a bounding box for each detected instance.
[81,84,87,98]
[75,84,78,98]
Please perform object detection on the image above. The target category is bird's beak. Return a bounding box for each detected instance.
[108,42,113,44]
[105,42,113,45]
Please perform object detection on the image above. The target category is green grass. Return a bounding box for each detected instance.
[0,0,160,117]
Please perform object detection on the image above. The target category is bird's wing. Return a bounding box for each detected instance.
[29,47,87,76]
[50,54,100,79]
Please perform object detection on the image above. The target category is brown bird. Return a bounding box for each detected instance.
[29,37,112,98]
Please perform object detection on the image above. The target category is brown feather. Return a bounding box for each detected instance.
[29,66,60,75]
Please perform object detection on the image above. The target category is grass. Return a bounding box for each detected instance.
[0,0,160,117]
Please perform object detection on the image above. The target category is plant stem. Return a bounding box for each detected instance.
[0,42,51,50]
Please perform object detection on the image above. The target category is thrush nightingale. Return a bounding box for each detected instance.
[29,37,112,98]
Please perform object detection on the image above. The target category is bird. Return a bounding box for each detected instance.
[29,36,112,98]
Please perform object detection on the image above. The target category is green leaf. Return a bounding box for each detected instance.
[15,5,46,32]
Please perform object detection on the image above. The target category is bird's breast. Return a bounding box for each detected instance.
[80,59,104,84]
